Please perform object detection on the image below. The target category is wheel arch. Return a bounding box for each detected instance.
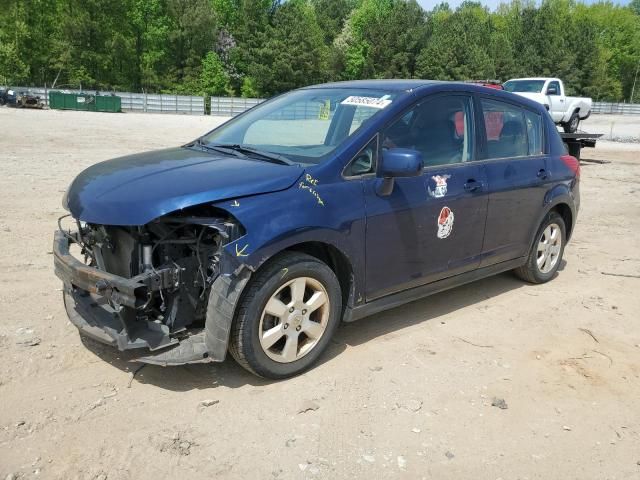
[279,241,355,314]
[528,186,577,251]
[551,202,574,241]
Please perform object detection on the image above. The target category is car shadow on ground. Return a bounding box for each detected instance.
[80,269,552,392]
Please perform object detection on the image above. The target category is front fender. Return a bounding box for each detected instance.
[213,175,366,281]
[204,175,367,360]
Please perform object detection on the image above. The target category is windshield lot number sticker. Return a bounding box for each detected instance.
[437,206,454,239]
[429,175,450,198]
[341,96,392,109]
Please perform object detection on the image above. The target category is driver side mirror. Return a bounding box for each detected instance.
[376,148,423,196]
[546,85,558,95]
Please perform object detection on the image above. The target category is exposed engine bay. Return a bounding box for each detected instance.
[55,207,246,363]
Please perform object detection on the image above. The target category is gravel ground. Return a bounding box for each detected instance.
[579,114,640,142]
[0,108,639,480]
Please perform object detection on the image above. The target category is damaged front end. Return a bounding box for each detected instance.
[54,207,248,365]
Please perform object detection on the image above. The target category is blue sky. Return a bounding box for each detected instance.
[416,0,631,11]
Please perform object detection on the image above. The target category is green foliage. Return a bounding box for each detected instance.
[311,0,355,44]
[0,41,30,84]
[240,76,260,98]
[247,0,329,96]
[196,51,231,96]
[417,2,494,80]
[0,0,638,101]
[334,0,427,79]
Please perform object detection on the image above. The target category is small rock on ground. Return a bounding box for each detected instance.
[399,399,423,412]
[491,397,508,410]
[16,337,41,347]
[298,400,320,414]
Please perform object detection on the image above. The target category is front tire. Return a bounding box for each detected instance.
[515,211,566,284]
[229,252,342,379]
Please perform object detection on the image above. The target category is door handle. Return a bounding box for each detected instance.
[537,169,549,180]
[464,179,483,192]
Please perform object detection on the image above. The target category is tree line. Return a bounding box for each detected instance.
[1,0,639,102]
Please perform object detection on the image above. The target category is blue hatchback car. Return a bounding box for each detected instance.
[54,80,580,378]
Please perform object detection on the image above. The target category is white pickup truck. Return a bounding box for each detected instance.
[503,78,592,133]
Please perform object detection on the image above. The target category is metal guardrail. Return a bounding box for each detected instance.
[592,102,640,115]
[210,96,264,116]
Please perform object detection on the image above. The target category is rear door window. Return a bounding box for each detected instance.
[480,99,528,159]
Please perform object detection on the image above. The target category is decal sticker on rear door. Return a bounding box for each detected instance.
[437,206,454,239]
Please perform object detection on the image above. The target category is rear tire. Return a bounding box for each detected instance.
[563,111,580,133]
[229,252,342,379]
[514,211,566,284]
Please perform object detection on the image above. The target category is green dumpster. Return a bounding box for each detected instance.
[95,94,121,112]
[48,91,121,112]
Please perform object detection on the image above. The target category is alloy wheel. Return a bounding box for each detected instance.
[536,223,562,273]
[258,277,330,363]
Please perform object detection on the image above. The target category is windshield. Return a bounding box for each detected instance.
[201,88,400,164]
[503,80,546,93]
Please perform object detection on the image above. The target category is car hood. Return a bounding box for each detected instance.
[65,147,304,225]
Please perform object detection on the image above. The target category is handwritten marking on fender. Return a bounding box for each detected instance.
[305,174,319,186]
[299,182,325,206]
[235,243,249,257]
[298,174,324,206]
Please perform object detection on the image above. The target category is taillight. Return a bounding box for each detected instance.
[560,154,580,179]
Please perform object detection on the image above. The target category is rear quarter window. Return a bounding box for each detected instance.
[524,110,544,155]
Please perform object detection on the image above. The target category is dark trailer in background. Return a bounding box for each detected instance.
[560,132,603,159]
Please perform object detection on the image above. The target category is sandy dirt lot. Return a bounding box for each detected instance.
[1,108,639,480]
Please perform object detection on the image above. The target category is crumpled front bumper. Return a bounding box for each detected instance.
[54,227,253,365]
[53,230,177,310]
[54,230,210,364]
[54,229,181,350]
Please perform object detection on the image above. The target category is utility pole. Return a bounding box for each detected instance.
[631,58,640,104]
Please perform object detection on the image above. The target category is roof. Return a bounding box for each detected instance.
[301,79,549,114]
[304,79,443,91]
[506,77,559,82]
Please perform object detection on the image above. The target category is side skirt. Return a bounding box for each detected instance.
[343,257,526,323]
